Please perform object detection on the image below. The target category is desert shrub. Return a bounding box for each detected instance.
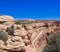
[6,25,14,35]
[15,21,21,24]
[0,31,8,42]
[43,33,60,52]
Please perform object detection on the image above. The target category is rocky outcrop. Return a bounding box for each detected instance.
[0,15,14,21]
[0,16,60,52]
[0,23,49,52]
[0,15,15,31]
[31,27,49,52]
[1,36,25,51]
[14,27,28,36]
[48,21,60,33]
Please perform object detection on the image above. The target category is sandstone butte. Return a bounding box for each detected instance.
[0,15,60,52]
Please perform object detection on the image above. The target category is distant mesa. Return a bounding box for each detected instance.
[0,15,15,21]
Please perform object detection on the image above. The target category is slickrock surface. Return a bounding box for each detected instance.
[1,36,25,51]
[0,15,60,52]
[0,15,14,21]
[14,27,28,36]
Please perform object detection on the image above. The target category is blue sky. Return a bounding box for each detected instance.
[0,0,60,20]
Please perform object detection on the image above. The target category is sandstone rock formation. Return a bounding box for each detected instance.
[31,28,49,52]
[0,15,14,21]
[0,15,60,52]
[1,36,25,51]
[0,15,15,27]
[14,27,28,36]
[48,21,60,33]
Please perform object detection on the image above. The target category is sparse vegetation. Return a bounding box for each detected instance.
[15,21,21,24]
[15,21,35,25]
[0,31,8,42]
[43,33,60,52]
